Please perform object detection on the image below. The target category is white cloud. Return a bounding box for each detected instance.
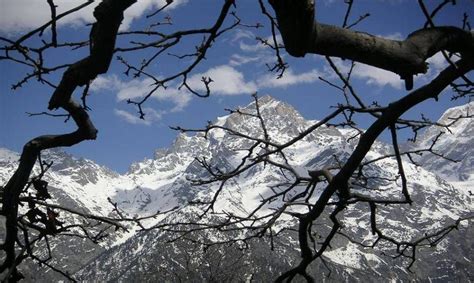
[114,107,162,125]
[324,58,403,89]
[229,54,261,66]
[353,64,403,89]
[231,29,254,42]
[257,69,321,88]
[378,32,404,40]
[426,51,449,71]
[93,74,190,125]
[239,40,267,52]
[0,0,94,33]
[121,0,188,30]
[188,65,257,96]
[157,83,192,112]
[322,51,455,90]
[229,30,285,69]
[93,64,324,113]
[231,29,283,53]
[91,74,192,112]
[413,51,452,86]
[323,50,459,90]
[228,48,277,68]
[116,78,156,101]
[0,0,187,33]
[91,74,155,101]
[188,65,324,95]
[239,35,283,53]
[90,74,123,91]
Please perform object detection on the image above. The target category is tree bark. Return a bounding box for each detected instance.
[269,0,474,89]
[277,57,474,282]
[0,0,136,278]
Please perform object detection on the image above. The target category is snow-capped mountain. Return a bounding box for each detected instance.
[0,149,117,281]
[409,101,473,190]
[1,96,472,281]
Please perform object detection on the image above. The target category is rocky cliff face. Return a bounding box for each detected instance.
[1,97,472,282]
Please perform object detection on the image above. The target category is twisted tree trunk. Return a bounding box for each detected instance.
[0,0,136,279]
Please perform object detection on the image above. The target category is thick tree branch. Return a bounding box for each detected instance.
[0,0,136,278]
[277,58,473,281]
[269,0,474,89]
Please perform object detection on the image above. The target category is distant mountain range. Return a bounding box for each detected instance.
[1,97,472,282]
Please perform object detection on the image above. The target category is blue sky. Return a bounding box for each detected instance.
[0,0,472,173]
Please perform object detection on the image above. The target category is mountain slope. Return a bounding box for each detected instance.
[76,97,472,282]
[1,97,472,281]
[410,101,473,190]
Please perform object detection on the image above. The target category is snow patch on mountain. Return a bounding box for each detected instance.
[409,101,473,188]
[1,97,473,281]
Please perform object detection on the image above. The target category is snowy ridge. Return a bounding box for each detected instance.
[410,101,473,188]
[0,148,19,161]
[1,97,472,281]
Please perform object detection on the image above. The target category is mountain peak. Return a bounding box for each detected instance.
[0,148,19,162]
[256,94,278,105]
[436,101,473,134]
[411,101,473,183]
[213,96,307,144]
[2,98,472,282]
[243,95,283,111]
